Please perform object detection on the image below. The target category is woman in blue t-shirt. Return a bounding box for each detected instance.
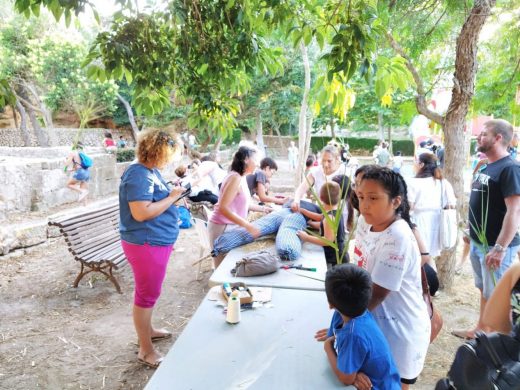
[119,129,185,369]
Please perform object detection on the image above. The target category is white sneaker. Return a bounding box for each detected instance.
[78,190,89,202]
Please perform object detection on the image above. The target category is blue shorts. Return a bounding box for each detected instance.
[470,241,519,299]
[72,168,90,182]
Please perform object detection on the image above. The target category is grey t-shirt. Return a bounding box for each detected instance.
[246,170,268,196]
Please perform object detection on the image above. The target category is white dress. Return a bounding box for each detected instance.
[407,177,456,259]
[353,219,430,379]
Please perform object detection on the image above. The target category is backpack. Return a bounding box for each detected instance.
[78,152,93,169]
[435,331,520,390]
[177,206,192,229]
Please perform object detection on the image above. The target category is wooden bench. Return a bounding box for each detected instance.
[48,203,128,293]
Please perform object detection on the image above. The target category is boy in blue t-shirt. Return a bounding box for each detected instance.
[322,264,401,389]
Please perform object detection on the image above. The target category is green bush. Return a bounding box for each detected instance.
[309,137,415,156]
[116,148,136,162]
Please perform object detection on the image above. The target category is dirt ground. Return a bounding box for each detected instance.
[0,219,481,390]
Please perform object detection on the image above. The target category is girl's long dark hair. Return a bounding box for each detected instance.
[361,167,414,229]
[416,153,442,180]
[230,146,256,175]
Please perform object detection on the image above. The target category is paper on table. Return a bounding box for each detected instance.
[207,285,272,303]
[249,287,272,303]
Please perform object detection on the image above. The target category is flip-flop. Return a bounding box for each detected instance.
[138,353,163,369]
[451,329,476,340]
[151,329,172,341]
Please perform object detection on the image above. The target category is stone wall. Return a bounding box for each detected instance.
[0,147,179,221]
[0,128,136,147]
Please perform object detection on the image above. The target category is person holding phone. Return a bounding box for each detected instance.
[119,128,185,369]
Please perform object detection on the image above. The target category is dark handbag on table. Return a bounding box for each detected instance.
[231,250,279,277]
[421,266,443,343]
[435,331,520,389]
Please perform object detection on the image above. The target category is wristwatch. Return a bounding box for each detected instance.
[493,243,506,252]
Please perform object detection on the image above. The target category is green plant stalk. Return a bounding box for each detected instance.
[303,167,350,265]
[468,187,496,286]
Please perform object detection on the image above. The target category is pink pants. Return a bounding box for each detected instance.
[121,240,173,308]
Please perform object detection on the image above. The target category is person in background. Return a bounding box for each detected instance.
[452,119,520,340]
[375,142,390,167]
[117,136,127,149]
[288,140,299,170]
[392,151,403,174]
[103,132,117,153]
[175,165,218,205]
[246,157,287,205]
[64,142,90,204]
[208,146,270,268]
[508,133,519,160]
[292,145,345,210]
[319,264,401,390]
[118,128,185,369]
[407,153,456,273]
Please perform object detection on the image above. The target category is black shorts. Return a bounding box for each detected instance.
[401,377,417,385]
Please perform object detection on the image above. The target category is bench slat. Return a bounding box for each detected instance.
[49,205,118,227]
[59,213,119,233]
[66,229,119,249]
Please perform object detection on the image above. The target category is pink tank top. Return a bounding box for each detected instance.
[210,171,250,225]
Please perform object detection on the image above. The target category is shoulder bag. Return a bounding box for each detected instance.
[422,266,443,343]
[439,179,457,250]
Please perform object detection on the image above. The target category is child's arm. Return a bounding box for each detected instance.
[368,283,391,311]
[298,207,323,222]
[323,337,358,386]
[296,230,326,247]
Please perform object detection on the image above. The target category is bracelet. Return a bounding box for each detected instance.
[420,252,429,256]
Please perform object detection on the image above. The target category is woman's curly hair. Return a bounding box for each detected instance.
[136,128,180,168]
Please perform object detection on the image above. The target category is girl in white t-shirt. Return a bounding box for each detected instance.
[354,167,430,389]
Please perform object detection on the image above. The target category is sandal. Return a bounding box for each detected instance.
[138,352,163,369]
[151,329,172,341]
[451,329,476,340]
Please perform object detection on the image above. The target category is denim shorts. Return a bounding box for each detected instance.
[72,168,90,182]
[470,241,519,299]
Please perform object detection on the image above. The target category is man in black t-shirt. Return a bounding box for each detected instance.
[246,157,287,205]
[453,119,520,340]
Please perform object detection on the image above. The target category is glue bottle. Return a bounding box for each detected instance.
[226,290,241,324]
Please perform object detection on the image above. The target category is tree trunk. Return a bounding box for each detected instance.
[387,126,393,155]
[200,134,212,151]
[255,113,265,158]
[23,81,53,128]
[296,42,312,187]
[10,104,19,129]
[271,121,285,158]
[378,111,384,141]
[213,137,222,153]
[387,0,496,290]
[17,87,48,146]
[330,118,336,139]
[116,93,139,140]
[15,99,31,146]
[436,0,495,291]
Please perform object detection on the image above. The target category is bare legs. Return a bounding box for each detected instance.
[67,178,88,205]
[134,305,163,365]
